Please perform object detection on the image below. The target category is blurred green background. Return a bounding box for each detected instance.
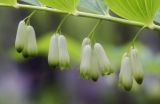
[0,5,160,104]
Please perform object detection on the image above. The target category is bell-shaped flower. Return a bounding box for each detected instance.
[15,20,27,53]
[26,26,38,57]
[22,25,38,58]
[130,47,144,84]
[94,43,113,76]
[58,35,70,69]
[48,34,59,67]
[119,53,133,91]
[80,44,92,79]
[89,50,99,81]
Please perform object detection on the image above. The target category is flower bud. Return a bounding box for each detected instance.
[89,50,99,81]
[26,26,38,57]
[80,44,92,79]
[94,43,113,76]
[15,20,27,53]
[48,34,59,67]
[58,35,70,69]
[119,53,133,91]
[130,47,144,84]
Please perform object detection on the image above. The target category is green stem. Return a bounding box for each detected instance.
[131,26,146,46]
[0,3,160,31]
[88,20,102,39]
[56,14,70,33]
[25,10,36,25]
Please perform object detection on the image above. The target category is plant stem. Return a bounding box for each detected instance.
[88,20,102,39]
[56,14,70,33]
[0,3,160,31]
[131,26,146,48]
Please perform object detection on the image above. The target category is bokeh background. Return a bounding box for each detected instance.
[0,3,160,104]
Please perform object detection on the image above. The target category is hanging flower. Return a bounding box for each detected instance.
[80,44,92,79]
[94,43,113,76]
[119,53,133,91]
[58,35,70,69]
[22,25,38,58]
[48,34,59,67]
[26,26,38,57]
[130,47,144,84]
[15,20,27,53]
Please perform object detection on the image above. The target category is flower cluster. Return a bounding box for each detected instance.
[15,20,38,58]
[119,47,144,91]
[80,37,113,81]
[48,34,70,70]
[15,19,144,91]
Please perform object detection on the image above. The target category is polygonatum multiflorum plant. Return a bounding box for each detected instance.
[0,0,160,91]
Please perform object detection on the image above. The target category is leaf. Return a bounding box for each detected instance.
[154,11,160,24]
[0,0,17,5]
[39,0,79,12]
[78,0,107,14]
[105,0,160,26]
[19,0,40,6]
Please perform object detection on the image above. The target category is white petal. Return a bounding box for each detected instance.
[89,50,99,81]
[130,47,144,84]
[81,37,91,60]
[48,35,59,66]
[94,43,113,75]
[80,44,92,79]
[15,20,27,52]
[26,26,38,57]
[119,53,133,91]
[58,35,70,69]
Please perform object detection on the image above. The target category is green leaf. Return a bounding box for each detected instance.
[20,0,40,6]
[78,0,107,14]
[0,0,17,5]
[39,0,79,12]
[105,0,160,26]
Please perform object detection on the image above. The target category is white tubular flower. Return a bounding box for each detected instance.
[58,35,70,69]
[48,34,59,67]
[130,47,144,84]
[119,53,133,91]
[94,43,113,76]
[80,44,92,79]
[15,20,27,53]
[89,50,99,81]
[26,26,38,57]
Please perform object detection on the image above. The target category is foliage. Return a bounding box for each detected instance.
[0,0,17,5]
[104,0,160,26]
